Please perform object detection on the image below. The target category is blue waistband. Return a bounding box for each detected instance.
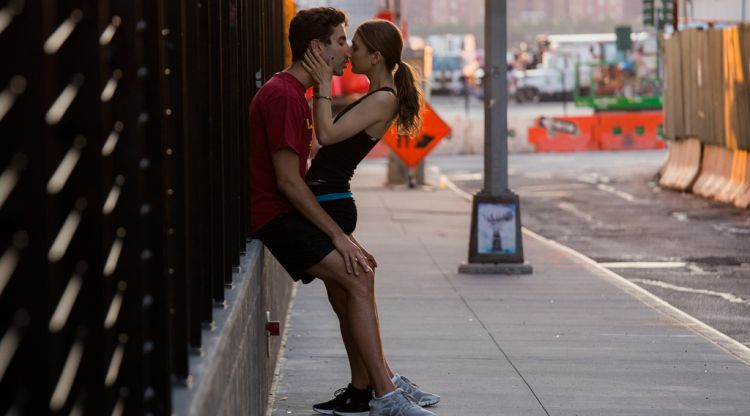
[315,192,353,202]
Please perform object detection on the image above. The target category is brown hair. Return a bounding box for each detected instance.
[289,7,348,62]
[356,19,423,137]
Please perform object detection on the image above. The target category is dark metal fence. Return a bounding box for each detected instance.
[0,0,286,414]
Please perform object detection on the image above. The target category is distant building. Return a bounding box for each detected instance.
[506,0,640,23]
[402,0,484,27]
[294,0,379,30]
[687,0,749,23]
[296,0,647,29]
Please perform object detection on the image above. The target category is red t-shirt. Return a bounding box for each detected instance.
[249,72,313,233]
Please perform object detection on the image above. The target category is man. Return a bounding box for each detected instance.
[249,7,438,416]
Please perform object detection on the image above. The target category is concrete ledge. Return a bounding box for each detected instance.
[172,240,294,416]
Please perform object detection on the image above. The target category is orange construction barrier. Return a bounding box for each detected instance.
[595,111,666,151]
[527,116,598,152]
[703,147,734,199]
[692,146,718,197]
[693,145,734,199]
[734,151,750,208]
[659,138,702,191]
[527,112,667,153]
[716,149,748,203]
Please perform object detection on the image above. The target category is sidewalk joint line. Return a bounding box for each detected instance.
[418,237,551,416]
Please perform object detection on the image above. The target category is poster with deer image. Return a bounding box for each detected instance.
[477,202,517,255]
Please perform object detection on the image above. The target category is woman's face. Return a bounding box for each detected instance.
[349,33,374,74]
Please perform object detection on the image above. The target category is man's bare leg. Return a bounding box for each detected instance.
[309,251,394,396]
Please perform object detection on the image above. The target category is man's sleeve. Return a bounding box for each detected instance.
[265,94,309,156]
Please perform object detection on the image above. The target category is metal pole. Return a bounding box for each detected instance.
[743,0,747,22]
[483,0,508,196]
[459,0,531,273]
[561,57,568,117]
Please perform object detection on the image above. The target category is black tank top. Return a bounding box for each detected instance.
[306,87,396,195]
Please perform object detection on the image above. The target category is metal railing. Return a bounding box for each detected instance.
[0,0,285,414]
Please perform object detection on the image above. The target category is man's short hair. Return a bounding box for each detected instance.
[289,7,348,62]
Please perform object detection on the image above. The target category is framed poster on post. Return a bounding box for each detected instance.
[467,193,524,263]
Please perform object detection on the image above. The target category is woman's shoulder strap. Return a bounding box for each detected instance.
[375,86,396,96]
[362,86,396,99]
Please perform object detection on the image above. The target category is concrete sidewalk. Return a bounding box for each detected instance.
[270,161,750,416]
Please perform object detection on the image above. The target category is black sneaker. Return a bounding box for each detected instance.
[332,390,371,416]
[313,384,372,415]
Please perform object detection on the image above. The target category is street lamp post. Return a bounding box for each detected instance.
[458,0,532,274]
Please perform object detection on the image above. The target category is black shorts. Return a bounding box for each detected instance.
[254,198,357,284]
[254,212,335,284]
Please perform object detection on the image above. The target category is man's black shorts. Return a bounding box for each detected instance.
[254,212,335,284]
[253,199,357,284]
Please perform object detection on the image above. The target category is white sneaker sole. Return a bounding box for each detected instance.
[418,397,440,407]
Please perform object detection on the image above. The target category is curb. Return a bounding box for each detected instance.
[429,164,750,367]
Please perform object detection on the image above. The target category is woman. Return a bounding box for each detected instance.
[302,19,441,416]
[303,18,422,261]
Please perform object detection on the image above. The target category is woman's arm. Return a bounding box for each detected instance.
[302,49,397,145]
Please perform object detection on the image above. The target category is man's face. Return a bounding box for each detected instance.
[318,24,351,76]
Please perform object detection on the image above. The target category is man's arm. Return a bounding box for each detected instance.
[271,148,370,276]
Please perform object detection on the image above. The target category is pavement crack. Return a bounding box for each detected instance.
[418,237,551,416]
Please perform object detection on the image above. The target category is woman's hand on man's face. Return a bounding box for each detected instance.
[302,47,334,86]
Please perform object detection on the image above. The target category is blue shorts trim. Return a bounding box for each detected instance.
[315,192,353,202]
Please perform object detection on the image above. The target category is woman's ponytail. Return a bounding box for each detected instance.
[393,60,423,137]
[356,19,424,136]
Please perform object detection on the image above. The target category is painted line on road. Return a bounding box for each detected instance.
[432,165,750,366]
[517,183,590,191]
[557,202,595,223]
[630,278,749,305]
[596,183,636,202]
[578,173,637,202]
[599,261,687,268]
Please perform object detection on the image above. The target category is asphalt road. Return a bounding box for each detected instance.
[428,151,750,348]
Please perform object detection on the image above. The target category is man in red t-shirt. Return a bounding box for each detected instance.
[249,7,438,416]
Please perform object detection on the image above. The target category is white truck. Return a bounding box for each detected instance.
[513,53,581,102]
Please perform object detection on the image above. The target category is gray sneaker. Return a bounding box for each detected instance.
[394,375,440,407]
[369,389,436,416]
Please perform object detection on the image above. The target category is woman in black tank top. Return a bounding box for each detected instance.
[301,19,442,411]
[303,19,424,245]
